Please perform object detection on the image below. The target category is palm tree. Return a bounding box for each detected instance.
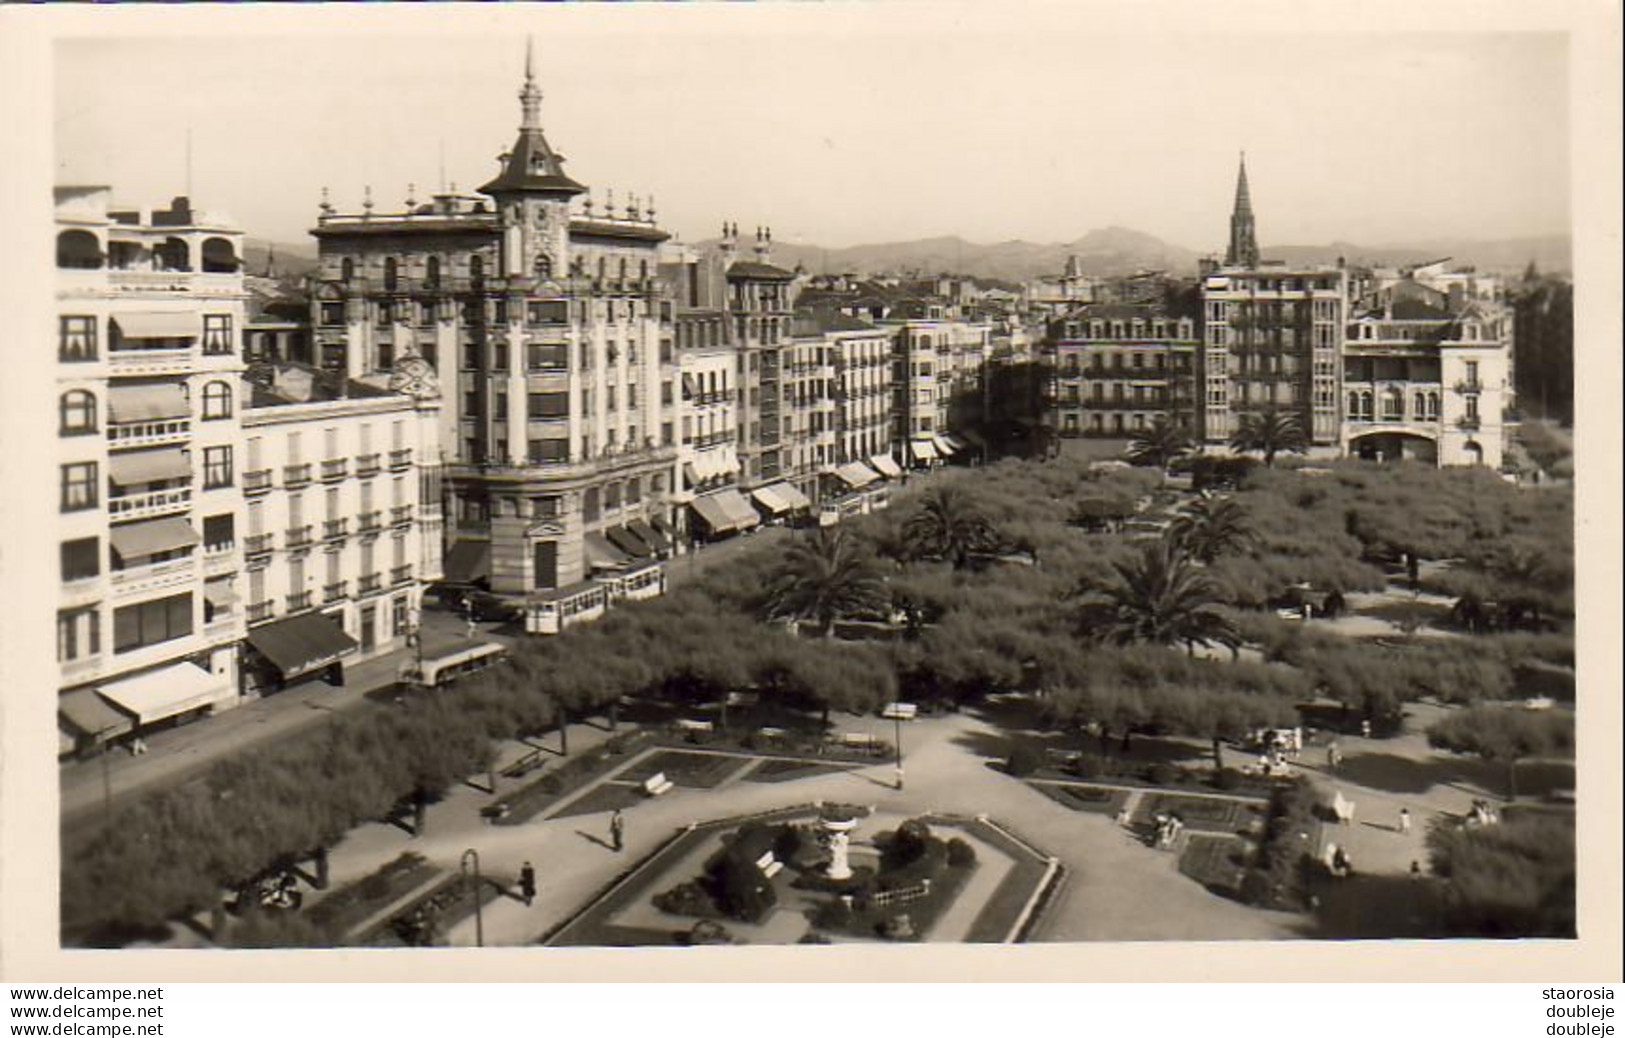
[1082,536,1240,656]
[763,528,890,637]
[1126,417,1192,473]
[1169,498,1256,564]
[902,485,1001,570]
[1229,406,1309,467]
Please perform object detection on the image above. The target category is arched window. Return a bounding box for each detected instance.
[156,237,190,272]
[534,254,552,279]
[1347,391,1360,420]
[201,237,238,273]
[341,257,355,282]
[1428,392,1441,420]
[1412,392,1426,420]
[56,230,103,270]
[59,390,96,435]
[202,381,234,420]
[1382,388,1402,420]
[1360,391,1374,420]
[426,256,441,289]
[384,257,398,291]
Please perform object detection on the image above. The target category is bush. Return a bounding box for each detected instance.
[1212,767,1244,792]
[653,881,714,918]
[1069,753,1106,780]
[1147,762,1181,786]
[1005,743,1044,777]
[946,838,977,868]
[812,898,853,930]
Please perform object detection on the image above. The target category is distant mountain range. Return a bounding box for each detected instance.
[246,227,1570,285]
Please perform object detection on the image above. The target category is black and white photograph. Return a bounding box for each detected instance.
[2,1,1619,989]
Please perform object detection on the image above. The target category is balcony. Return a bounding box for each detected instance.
[323,518,349,540]
[388,448,413,470]
[390,505,414,527]
[286,591,313,612]
[285,525,314,549]
[1453,380,1482,394]
[321,458,350,482]
[108,348,194,377]
[358,573,382,595]
[391,565,413,587]
[355,453,382,477]
[284,463,313,488]
[244,469,273,494]
[245,532,275,556]
[324,580,349,603]
[357,511,383,534]
[1457,415,1483,431]
[248,600,275,623]
[107,486,191,521]
[109,555,195,595]
[108,419,189,449]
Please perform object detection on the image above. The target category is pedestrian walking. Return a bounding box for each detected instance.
[1326,741,1341,772]
[1398,807,1411,834]
[609,809,625,852]
[1410,860,1423,880]
[1360,719,1372,739]
[466,614,478,639]
[518,861,537,906]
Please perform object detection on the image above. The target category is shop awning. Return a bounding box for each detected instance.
[586,532,632,570]
[834,462,881,488]
[108,448,191,486]
[627,518,668,552]
[716,488,761,530]
[942,435,968,452]
[681,373,698,398]
[99,661,229,725]
[442,541,491,585]
[931,433,958,456]
[751,485,794,515]
[112,312,197,340]
[59,688,134,740]
[774,482,812,511]
[107,383,190,423]
[109,516,199,559]
[691,493,738,533]
[246,612,358,680]
[869,454,904,479]
[682,462,702,489]
[606,525,653,559]
[910,439,940,461]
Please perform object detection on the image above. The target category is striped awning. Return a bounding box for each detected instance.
[869,454,904,479]
[774,482,812,511]
[833,462,881,488]
[107,383,189,423]
[108,448,191,486]
[586,532,632,570]
[942,435,968,452]
[910,439,940,461]
[931,433,957,456]
[246,613,357,680]
[751,485,794,515]
[109,516,199,559]
[627,518,668,552]
[691,493,737,533]
[606,525,653,559]
[112,312,196,340]
[717,488,761,529]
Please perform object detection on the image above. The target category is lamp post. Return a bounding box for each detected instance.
[460,848,484,948]
[893,712,904,791]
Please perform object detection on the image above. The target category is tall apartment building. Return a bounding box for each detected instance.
[1045,305,1198,438]
[1199,159,1346,448]
[236,365,443,693]
[1341,262,1514,469]
[721,228,805,500]
[791,309,898,514]
[672,309,759,542]
[887,305,988,467]
[306,51,677,631]
[54,188,248,756]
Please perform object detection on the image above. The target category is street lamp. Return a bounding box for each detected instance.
[460,848,484,948]
[893,712,904,791]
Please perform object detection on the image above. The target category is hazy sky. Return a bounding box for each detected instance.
[54,11,1571,252]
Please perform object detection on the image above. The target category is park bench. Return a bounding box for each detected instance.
[643,772,674,797]
[756,726,787,740]
[880,702,918,721]
[753,849,783,879]
[675,718,715,743]
[499,749,545,780]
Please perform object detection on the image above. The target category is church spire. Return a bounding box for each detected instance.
[1226,152,1259,268]
[479,40,586,199]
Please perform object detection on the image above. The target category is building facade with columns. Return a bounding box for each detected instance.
[305,51,677,628]
[54,187,248,756]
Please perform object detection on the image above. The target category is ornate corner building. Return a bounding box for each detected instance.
[307,48,679,628]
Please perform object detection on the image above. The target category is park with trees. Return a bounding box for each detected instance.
[61,436,1576,945]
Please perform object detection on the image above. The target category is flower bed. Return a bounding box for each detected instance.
[743,759,859,784]
[1134,793,1263,835]
[1031,755,1279,797]
[306,852,438,943]
[488,731,653,826]
[359,871,506,948]
[1178,834,1251,898]
[617,750,750,789]
[549,782,649,821]
[1031,782,1131,816]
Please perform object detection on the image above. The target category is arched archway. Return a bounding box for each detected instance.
[1463,440,1484,466]
[56,230,103,270]
[155,237,190,271]
[1350,430,1439,465]
[201,237,238,273]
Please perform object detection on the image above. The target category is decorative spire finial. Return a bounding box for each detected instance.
[362,185,373,216]
[519,38,543,131]
[406,182,417,208]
